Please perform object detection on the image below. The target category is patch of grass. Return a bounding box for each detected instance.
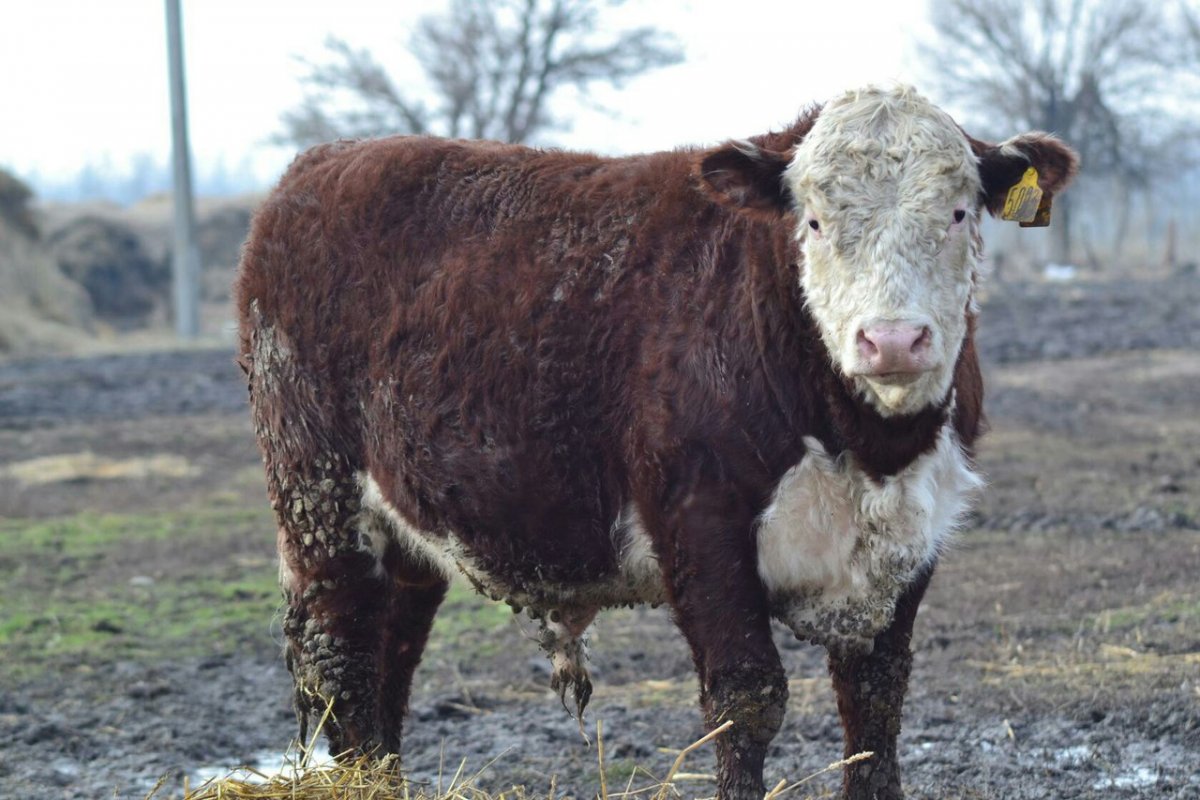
[972,650,1200,685]
[0,508,524,679]
[0,508,269,558]
[0,509,278,679]
[1091,591,1200,632]
[428,581,518,658]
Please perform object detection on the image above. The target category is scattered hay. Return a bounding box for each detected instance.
[971,650,1200,682]
[147,705,864,800]
[2,451,198,486]
[151,751,409,800]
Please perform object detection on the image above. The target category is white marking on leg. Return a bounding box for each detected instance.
[613,504,666,603]
[276,526,299,593]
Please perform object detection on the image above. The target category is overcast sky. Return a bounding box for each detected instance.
[0,0,942,194]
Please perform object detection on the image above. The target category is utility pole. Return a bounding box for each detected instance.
[165,0,200,338]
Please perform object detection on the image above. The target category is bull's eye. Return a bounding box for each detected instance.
[808,219,820,231]
[952,209,966,224]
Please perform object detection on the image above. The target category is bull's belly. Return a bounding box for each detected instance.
[355,475,668,613]
[756,425,982,651]
[349,474,665,708]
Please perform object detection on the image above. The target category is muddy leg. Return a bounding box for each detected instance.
[700,648,788,800]
[666,505,788,799]
[242,307,388,753]
[677,601,787,800]
[275,470,393,755]
[827,567,933,800]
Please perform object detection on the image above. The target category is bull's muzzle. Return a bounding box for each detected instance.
[855,320,935,381]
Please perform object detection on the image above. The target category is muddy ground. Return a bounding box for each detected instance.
[1,276,1198,799]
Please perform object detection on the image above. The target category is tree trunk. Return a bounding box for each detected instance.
[1163,218,1177,274]
[1052,192,1073,265]
[1113,178,1132,266]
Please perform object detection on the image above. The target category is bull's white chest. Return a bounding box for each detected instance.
[756,425,981,649]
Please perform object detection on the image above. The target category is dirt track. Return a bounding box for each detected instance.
[1,276,1198,799]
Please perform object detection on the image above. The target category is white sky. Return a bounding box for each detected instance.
[0,0,942,190]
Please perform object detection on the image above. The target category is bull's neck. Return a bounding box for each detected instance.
[750,243,950,482]
[811,367,951,481]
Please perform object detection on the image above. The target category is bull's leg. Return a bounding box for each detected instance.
[675,586,787,799]
[274,469,393,756]
[375,555,448,750]
[280,495,447,760]
[665,503,788,800]
[243,308,391,753]
[827,567,933,800]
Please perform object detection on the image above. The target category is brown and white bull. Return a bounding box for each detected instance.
[236,85,1076,799]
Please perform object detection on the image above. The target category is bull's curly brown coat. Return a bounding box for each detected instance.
[236,89,1076,799]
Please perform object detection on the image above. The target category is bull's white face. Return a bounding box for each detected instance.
[784,87,983,417]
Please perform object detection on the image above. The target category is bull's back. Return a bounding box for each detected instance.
[238,135,690,380]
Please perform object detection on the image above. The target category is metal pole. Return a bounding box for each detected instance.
[165,0,200,338]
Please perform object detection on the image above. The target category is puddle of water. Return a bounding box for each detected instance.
[191,750,332,786]
[1053,745,1093,767]
[1094,766,1159,791]
[1048,747,1161,791]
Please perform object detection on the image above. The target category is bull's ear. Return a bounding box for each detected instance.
[972,133,1080,218]
[697,140,792,216]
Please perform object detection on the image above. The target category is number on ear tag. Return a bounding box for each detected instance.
[1001,167,1042,224]
[1019,192,1053,228]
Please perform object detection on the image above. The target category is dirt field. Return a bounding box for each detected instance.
[1,276,1198,799]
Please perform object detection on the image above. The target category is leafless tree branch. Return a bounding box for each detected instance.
[279,0,683,147]
[922,0,1200,262]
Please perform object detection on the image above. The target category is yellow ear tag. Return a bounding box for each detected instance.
[1001,167,1042,224]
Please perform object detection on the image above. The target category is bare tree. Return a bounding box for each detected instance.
[281,0,682,147]
[921,0,1200,264]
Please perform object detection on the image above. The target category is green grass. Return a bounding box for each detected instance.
[0,509,279,677]
[1091,592,1200,632]
[429,581,516,657]
[0,508,515,679]
[0,509,266,556]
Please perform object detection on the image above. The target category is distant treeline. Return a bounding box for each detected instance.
[17,152,268,205]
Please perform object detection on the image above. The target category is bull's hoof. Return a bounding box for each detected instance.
[843,758,902,800]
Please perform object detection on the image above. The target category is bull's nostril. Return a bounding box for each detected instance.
[912,326,932,353]
[857,329,879,357]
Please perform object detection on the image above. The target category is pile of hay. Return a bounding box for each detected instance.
[47,214,169,327]
[152,751,451,800]
[0,169,93,356]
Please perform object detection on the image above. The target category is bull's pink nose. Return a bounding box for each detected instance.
[857,323,933,374]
